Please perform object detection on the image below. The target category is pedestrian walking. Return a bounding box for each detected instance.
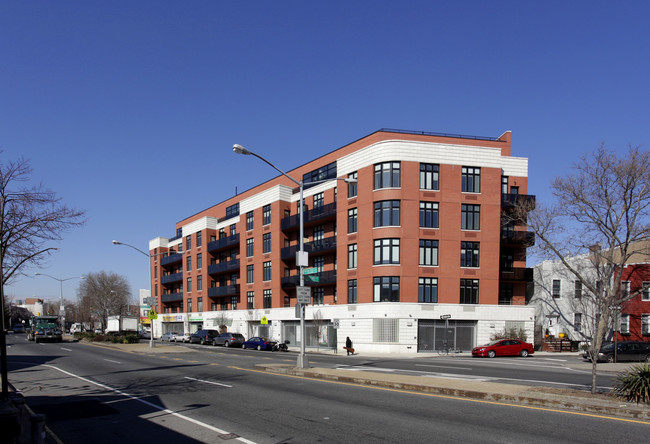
[345,336,354,355]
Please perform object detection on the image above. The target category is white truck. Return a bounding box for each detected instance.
[106,315,139,334]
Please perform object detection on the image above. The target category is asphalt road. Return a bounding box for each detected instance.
[6,336,649,443]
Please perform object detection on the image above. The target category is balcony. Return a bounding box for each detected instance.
[208,259,240,275]
[502,193,536,210]
[161,253,183,267]
[161,292,183,303]
[501,230,535,246]
[500,267,533,282]
[207,233,240,253]
[208,284,240,298]
[281,236,337,260]
[281,270,337,288]
[161,272,183,284]
[281,202,337,231]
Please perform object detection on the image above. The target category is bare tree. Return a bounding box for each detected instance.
[512,144,649,393]
[0,155,85,398]
[77,271,132,331]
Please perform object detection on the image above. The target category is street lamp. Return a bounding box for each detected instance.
[34,273,84,333]
[233,144,356,369]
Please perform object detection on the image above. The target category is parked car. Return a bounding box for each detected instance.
[172,332,191,343]
[242,337,277,351]
[160,332,178,342]
[138,330,151,339]
[12,324,25,334]
[472,339,534,358]
[213,332,245,347]
[189,329,220,345]
[583,341,650,363]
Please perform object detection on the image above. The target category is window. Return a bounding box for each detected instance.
[185,298,192,312]
[186,256,192,271]
[348,279,357,304]
[574,313,582,331]
[642,315,650,335]
[374,200,400,227]
[419,239,439,266]
[374,238,400,265]
[420,163,440,190]
[574,280,582,298]
[230,224,236,236]
[186,235,191,250]
[643,282,650,301]
[303,161,337,186]
[263,261,272,281]
[348,172,358,197]
[460,279,479,304]
[197,275,203,291]
[501,249,514,272]
[621,281,631,298]
[313,287,324,305]
[552,280,561,298]
[462,166,480,193]
[247,291,254,309]
[196,253,202,270]
[314,256,324,271]
[419,202,439,228]
[373,318,399,342]
[313,225,324,241]
[263,233,271,254]
[374,162,400,189]
[247,265,254,283]
[348,208,358,233]
[211,302,216,311]
[313,192,324,208]
[419,277,438,303]
[187,277,192,292]
[499,283,514,305]
[263,289,272,308]
[196,232,202,247]
[373,276,400,302]
[620,314,630,334]
[263,204,271,225]
[197,297,203,312]
[348,244,357,269]
[461,204,480,230]
[460,241,479,268]
[246,211,254,231]
[226,203,239,219]
[501,176,508,194]
[246,238,254,257]
[231,296,238,310]
[219,228,226,239]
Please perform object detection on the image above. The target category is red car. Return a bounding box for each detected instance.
[472,339,534,358]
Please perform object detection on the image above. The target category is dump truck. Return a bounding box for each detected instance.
[28,315,63,343]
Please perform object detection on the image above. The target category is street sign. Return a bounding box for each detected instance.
[143,297,157,305]
[306,275,319,283]
[332,319,340,329]
[440,314,451,320]
[261,316,268,325]
[296,286,311,304]
[303,267,319,275]
[148,309,157,320]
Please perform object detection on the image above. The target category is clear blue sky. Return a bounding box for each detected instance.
[2,1,648,303]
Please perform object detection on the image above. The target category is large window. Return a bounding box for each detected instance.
[348,172,358,197]
[197,275,202,291]
[643,282,650,301]
[420,163,439,190]
[196,231,202,247]
[348,244,357,269]
[374,238,400,265]
[263,261,272,281]
[373,276,400,302]
[226,203,239,219]
[620,314,630,334]
[460,241,480,268]
[461,204,480,230]
[574,280,582,298]
[313,225,324,241]
[186,256,192,271]
[263,204,271,225]
[574,313,582,331]
[313,192,324,209]
[263,232,271,254]
[419,202,439,228]
[196,253,202,270]
[187,277,192,292]
[374,162,400,189]
[460,279,479,304]
[197,297,203,312]
[187,298,192,313]
[313,287,324,305]
[419,277,438,303]
[462,167,480,193]
[246,211,254,231]
[303,161,337,186]
[348,208,357,233]
[246,238,254,257]
[263,289,272,308]
[348,279,357,304]
[247,265,254,283]
[374,200,400,227]
[419,239,439,266]
[642,314,650,335]
[552,279,561,298]
[247,291,254,309]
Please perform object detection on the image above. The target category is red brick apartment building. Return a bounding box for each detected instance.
[149,129,535,354]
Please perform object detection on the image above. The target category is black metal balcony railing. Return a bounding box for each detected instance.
[281,202,337,230]
[208,284,240,298]
[500,267,533,282]
[161,292,183,303]
[501,230,536,246]
[161,272,183,284]
[208,259,240,275]
[207,233,240,253]
[281,236,337,260]
[502,193,536,210]
[160,253,183,267]
[281,270,337,288]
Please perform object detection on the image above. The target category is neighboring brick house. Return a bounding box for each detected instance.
[614,263,650,341]
[148,128,536,354]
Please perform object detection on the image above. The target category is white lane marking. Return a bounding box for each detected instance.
[104,359,122,364]
[38,364,256,444]
[415,364,473,370]
[61,347,72,351]
[184,376,233,388]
